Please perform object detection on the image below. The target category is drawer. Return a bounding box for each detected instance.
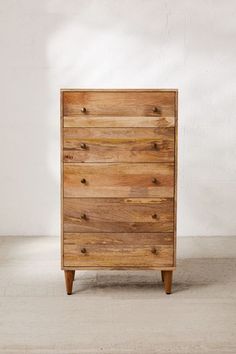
[64,163,174,198]
[64,198,174,233]
[63,90,176,118]
[64,233,174,267]
[63,128,174,163]
[64,116,175,128]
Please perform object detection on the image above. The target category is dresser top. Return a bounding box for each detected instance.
[60,88,178,93]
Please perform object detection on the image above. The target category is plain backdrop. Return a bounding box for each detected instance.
[0,0,236,236]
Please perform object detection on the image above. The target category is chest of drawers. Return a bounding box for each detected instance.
[61,89,178,295]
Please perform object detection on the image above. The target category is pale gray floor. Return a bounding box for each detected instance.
[0,236,236,354]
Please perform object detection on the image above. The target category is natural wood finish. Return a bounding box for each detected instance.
[64,163,174,198]
[63,91,176,117]
[64,233,173,268]
[64,266,176,271]
[61,89,177,295]
[64,242,173,268]
[162,270,173,294]
[64,198,174,233]
[173,91,178,267]
[64,270,74,295]
[64,233,173,246]
[64,115,175,128]
[63,127,174,163]
[60,91,64,269]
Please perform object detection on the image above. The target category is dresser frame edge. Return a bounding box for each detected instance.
[173,90,178,267]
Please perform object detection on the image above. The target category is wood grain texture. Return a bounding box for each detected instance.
[64,198,174,233]
[60,91,64,269]
[64,270,74,295]
[63,91,176,117]
[162,270,173,294]
[64,163,174,198]
[61,89,177,285]
[64,115,175,128]
[173,90,178,267]
[64,241,173,268]
[63,127,174,163]
[64,232,173,245]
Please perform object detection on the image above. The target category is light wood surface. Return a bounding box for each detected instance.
[63,127,174,163]
[64,163,174,198]
[64,243,173,268]
[173,91,178,267]
[61,89,178,294]
[64,270,74,295]
[64,198,174,233]
[162,270,173,294]
[64,232,173,245]
[63,91,176,117]
[64,115,175,128]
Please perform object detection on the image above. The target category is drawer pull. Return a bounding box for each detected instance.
[81,248,87,254]
[81,107,87,113]
[80,213,87,220]
[64,154,73,160]
[152,178,158,184]
[80,143,87,149]
[152,214,157,219]
[152,106,160,113]
[151,247,157,254]
[152,142,159,150]
[81,178,86,184]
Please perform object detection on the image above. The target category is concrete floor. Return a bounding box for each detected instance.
[0,237,235,354]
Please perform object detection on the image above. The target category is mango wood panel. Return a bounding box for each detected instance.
[64,233,173,246]
[64,163,174,198]
[64,198,174,233]
[63,91,176,117]
[64,241,173,267]
[63,127,174,163]
[64,116,175,128]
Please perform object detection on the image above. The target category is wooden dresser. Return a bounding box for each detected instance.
[61,89,178,295]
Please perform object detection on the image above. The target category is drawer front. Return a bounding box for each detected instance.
[64,198,174,233]
[63,127,174,163]
[64,233,173,267]
[64,115,175,128]
[63,91,176,117]
[64,163,174,198]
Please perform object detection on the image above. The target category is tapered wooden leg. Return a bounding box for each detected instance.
[64,270,74,295]
[162,271,173,294]
[161,270,164,282]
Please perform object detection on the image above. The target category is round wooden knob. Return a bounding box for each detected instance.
[80,213,87,220]
[81,248,87,254]
[152,178,157,184]
[152,142,158,150]
[81,107,86,113]
[151,247,157,254]
[152,214,157,219]
[152,106,159,113]
[81,178,86,184]
[80,143,87,149]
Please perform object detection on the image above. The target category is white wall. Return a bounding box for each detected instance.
[0,0,236,236]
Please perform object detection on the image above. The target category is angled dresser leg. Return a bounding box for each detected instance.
[162,271,173,294]
[64,270,74,295]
